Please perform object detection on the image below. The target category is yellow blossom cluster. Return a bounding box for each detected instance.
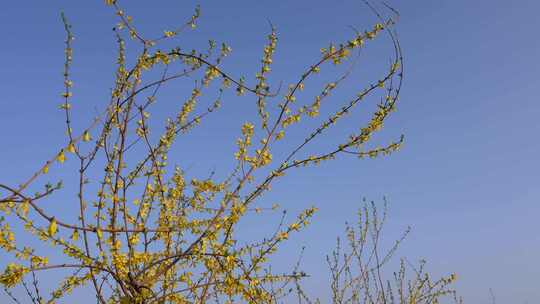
[0,264,28,288]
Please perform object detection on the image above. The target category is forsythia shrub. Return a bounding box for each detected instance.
[0,1,459,303]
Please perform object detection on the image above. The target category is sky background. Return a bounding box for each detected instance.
[1,0,539,303]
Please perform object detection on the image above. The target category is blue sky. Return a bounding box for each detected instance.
[1,0,539,303]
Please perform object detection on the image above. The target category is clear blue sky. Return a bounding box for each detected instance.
[1,1,539,303]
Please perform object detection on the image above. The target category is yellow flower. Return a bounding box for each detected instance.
[71,229,79,241]
[30,256,48,268]
[82,131,91,142]
[48,219,58,236]
[56,150,65,164]
[289,223,300,231]
[241,122,254,136]
[67,143,76,153]
[42,165,49,174]
[275,130,285,140]
[59,103,71,110]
